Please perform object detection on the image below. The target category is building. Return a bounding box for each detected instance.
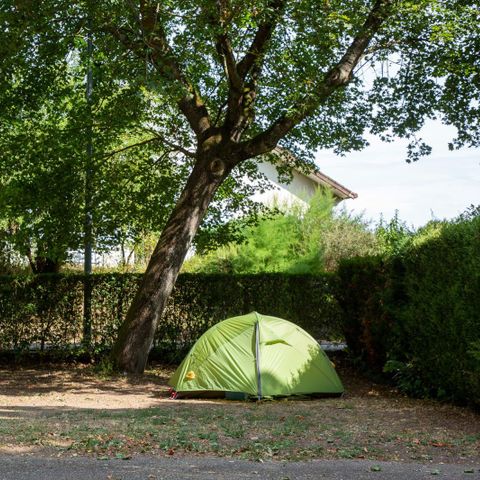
[254,150,357,206]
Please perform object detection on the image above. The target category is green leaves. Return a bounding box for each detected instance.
[186,189,379,274]
[2,0,480,271]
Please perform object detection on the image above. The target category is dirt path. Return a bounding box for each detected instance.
[0,364,168,411]
[0,361,479,464]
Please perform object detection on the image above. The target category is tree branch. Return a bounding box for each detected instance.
[221,0,286,142]
[239,0,394,159]
[101,136,196,160]
[216,33,242,90]
[363,39,400,56]
[148,130,197,158]
[213,0,242,90]
[101,137,161,159]
[106,5,211,140]
[236,0,286,80]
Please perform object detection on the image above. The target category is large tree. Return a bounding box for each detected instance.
[2,1,479,371]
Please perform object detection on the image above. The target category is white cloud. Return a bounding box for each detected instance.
[316,121,480,227]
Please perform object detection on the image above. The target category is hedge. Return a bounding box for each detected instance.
[0,273,342,361]
[337,217,480,406]
[336,256,394,369]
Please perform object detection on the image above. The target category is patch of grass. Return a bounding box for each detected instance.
[220,420,245,438]
[1,402,479,462]
[337,446,364,459]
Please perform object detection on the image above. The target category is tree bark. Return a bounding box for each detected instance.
[110,152,231,373]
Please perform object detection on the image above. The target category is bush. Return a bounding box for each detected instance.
[336,256,394,369]
[185,190,379,274]
[0,273,342,362]
[0,275,83,353]
[390,217,480,403]
[338,215,480,406]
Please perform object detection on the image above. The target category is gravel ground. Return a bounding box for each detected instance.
[0,455,479,480]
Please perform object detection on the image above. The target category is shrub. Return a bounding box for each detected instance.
[390,217,480,403]
[336,256,394,369]
[0,273,342,362]
[0,274,83,352]
[338,214,480,406]
[185,189,379,274]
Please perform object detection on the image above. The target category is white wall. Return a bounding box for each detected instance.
[252,161,318,207]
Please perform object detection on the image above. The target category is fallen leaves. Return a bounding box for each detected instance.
[429,441,451,448]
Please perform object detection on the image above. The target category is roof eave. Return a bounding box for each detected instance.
[308,171,358,200]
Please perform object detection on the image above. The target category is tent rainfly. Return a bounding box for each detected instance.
[168,312,344,399]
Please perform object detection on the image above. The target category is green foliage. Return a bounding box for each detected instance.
[0,6,269,272]
[1,1,479,194]
[0,274,84,353]
[0,24,177,270]
[2,0,480,377]
[319,207,381,272]
[0,272,342,362]
[0,220,27,274]
[391,215,480,404]
[375,211,414,256]
[185,190,379,274]
[338,213,480,406]
[336,256,393,369]
[383,360,434,399]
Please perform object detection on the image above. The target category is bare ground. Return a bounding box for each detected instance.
[0,358,478,464]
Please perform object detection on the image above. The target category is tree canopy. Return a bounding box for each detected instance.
[3,1,479,164]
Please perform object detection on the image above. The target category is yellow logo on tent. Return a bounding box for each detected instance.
[185,371,196,380]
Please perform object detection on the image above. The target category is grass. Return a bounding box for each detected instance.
[0,360,479,463]
[1,399,479,462]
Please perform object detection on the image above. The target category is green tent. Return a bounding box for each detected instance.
[168,312,343,399]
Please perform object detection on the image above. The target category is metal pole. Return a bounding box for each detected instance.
[83,21,93,347]
[255,317,262,401]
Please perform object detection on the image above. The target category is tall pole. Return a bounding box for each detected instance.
[83,20,93,347]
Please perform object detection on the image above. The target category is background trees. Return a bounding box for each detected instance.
[0,9,265,273]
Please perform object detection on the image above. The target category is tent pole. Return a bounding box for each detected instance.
[255,318,262,400]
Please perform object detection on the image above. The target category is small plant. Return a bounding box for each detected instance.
[384,360,434,399]
[94,357,117,377]
[221,422,245,439]
[337,446,364,459]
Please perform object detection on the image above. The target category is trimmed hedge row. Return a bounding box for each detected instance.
[0,273,342,361]
[337,218,480,406]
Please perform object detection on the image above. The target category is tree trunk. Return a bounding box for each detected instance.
[30,256,61,274]
[111,154,230,373]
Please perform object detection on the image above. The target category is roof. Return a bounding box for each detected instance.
[308,170,358,200]
[273,147,358,200]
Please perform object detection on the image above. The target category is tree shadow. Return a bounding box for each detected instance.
[0,399,234,422]
[0,365,173,398]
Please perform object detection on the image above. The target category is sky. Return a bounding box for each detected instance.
[316,120,480,228]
